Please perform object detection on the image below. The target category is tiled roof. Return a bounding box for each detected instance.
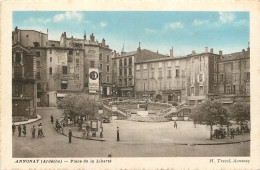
[221,50,249,61]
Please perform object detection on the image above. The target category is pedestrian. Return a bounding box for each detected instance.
[68,129,72,143]
[174,121,177,129]
[18,125,21,137]
[31,125,36,138]
[37,124,41,138]
[39,123,44,137]
[22,124,26,137]
[51,114,54,124]
[61,122,64,134]
[230,129,234,139]
[12,123,16,135]
[117,127,120,142]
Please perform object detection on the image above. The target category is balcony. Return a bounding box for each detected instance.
[13,73,36,82]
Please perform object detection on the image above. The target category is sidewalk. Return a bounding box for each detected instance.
[13,114,41,126]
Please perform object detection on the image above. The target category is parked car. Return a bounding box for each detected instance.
[102,117,110,123]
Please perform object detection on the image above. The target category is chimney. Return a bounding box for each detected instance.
[242,49,246,57]
[84,30,86,40]
[170,47,174,58]
[90,33,95,43]
[192,50,196,55]
[219,50,222,56]
[102,38,106,46]
[210,48,213,53]
[64,32,66,38]
[205,47,208,53]
[137,42,141,52]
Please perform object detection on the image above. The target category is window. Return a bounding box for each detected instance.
[107,54,109,62]
[119,69,122,76]
[49,67,52,75]
[226,85,231,94]
[76,74,79,80]
[37,72,41,80]
[199,86,204,93]
[214,63,217,72]
[76,59,79,67]
[37,83,41,91]
[182,70,186,77]
[150,72,154,79]
[99,53,103,61]
[129,57,132,66]
[151,63,155,69]
[37,61,40,67]
[107,76,110,83]
[136,65,140,70]
[158,62,163,68]
[90,61,95,68]
[119,79,122,86]
[167,70,172,78]
[175,60,180,66]
[107,65,110,72]
[129,78,133,85]
[124,58,127,66]
[191,76,195,84]
[176,69,180,77]
[182,81,186,89]
[119,59,122,66]
[15,52,21,64]
[62,66,67,74]
[214,74,217,83]
[143,71,148,79]
[246,72,250,81]
[191,87,195,95]
[100,63,103,69]
[158,70,163,79]
[199,74,203,82]
[214,86,218,93]
[69,50,73,55]
[50,57,52,62]
[36,51,40,57]
[68,55,73,62]
[143,64,147,70]
[50,49,52,54]
[136,72,141,79]
[246,83,250,94]
[61,80,68,89]
[99,73,102,82]
[129,68,132,75]
[76,51,80,56]
[124,68,127,76]
[167,61,172,67]
[219,74,224,82]
[124,78,127,86]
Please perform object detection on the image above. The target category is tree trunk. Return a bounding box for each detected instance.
[210,125,213,140]
[227,124,230,137]
[73,116,76,126]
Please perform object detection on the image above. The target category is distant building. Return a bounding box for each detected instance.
[112,43,168,97]
[12,44,37,117]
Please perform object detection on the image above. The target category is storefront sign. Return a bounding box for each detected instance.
[89,68,99,93]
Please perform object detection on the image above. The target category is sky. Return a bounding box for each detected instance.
[13,11,249,56]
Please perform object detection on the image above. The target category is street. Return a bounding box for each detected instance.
[12,107,250,157]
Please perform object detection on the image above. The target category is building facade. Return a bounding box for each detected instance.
[135,47,250,105]
[112,44,168,97]
[12,44,37,117]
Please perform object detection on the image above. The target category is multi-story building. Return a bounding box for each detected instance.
[46,47,85,106]
[112,44,168,97]
[135,47,250,105]
[12,44,37,117]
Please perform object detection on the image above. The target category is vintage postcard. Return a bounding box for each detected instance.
[1,0,260,169]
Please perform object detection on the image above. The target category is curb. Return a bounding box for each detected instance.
[13,114,42,126]
[53,126,106,142]
[172,139,250,146]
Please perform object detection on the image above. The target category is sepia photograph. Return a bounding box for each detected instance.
[11,10,251,158]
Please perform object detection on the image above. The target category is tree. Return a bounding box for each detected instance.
[58,94,99,126]
[190,100,229,140]
[229,102,250,128]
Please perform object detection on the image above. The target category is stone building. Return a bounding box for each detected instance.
[112,43,168,97]
[46,47,85,107]
[134,47,250,105]
[12,44,37,117]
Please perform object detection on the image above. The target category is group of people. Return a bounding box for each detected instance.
[213,125,250,139]
[12,123,44,138]
[213,129,227,139]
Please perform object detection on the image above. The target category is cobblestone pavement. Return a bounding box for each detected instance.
[12,107,250,157]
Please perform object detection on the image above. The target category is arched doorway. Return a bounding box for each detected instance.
[155,94,162,101]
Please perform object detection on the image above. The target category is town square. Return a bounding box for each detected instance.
[11,11,250,157]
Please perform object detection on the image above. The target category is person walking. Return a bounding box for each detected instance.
[39,123,44,137]
[12,123,16,135]
[51,114,54,124]
[37,124,41,138]
[68,129,72,143]
[82,128,86,139]
[230,128,235,139]
[117,127,120,142]
[22,124,26,137]
[31,125,36,138]
[18,125,21,137]
[174,121,177,129]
